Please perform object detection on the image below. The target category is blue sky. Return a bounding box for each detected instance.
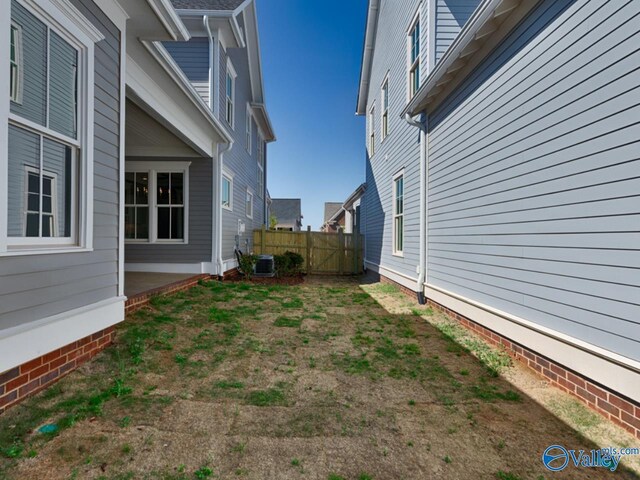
[258,0,368,229]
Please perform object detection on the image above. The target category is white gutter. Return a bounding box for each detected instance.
[204,16,215,110]
[147,0,191,41]
[404,113,428,304]
[403,0,525,116]
[356,0,381,115]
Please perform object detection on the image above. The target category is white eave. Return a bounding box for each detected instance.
[403,0,535,116]
[146,0,191,41]
[142,40,233,144]
[356,0,381,116]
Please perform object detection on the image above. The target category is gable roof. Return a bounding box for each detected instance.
[324,203,343,223]
[170,0,247,11]
[271,199,303,225]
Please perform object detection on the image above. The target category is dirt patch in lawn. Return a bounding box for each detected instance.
[1,277,638,480]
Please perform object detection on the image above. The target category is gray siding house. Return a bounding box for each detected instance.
[0,0,273,411]
[358,0,640,430]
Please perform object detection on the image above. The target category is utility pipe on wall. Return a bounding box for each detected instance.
[404,113,428,304]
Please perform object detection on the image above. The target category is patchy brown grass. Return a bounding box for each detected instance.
[0,276,638,480]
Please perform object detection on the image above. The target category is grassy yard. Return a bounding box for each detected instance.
[0,276,638,479]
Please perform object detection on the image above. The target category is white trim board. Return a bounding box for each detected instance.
[425,284,640,402]
[125,262,210,274]
[365,261,418,292]
[0,297,125,373]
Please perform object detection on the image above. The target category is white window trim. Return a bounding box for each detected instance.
[125,161,191,245]
[368,103,375,157]
[222,171,233,211]
[10,22,24,104]
[0,0,101,256]
[245,188,254,219]
[381,73,389,142]
[225,58,236,129]
[392,169,404,257]
[407,6,421,101]
[245,104,252,154]
[256,133,264,198]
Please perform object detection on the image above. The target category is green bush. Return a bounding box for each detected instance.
[274,251,304,277]
[238,254,257,279]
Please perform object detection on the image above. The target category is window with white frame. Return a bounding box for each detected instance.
[245,189,253,219]
[245,106,252,154]
[368,105,375,156]
[381,76,389,140]
[124,172,149,240]
[10,23,22,104]
[222,174,232,210]
[393,173,404,255]
[4,0,100,253]
[125,163,190,243]
[257,135,264,198]
[225,60,236,127]
[408,15,420,98]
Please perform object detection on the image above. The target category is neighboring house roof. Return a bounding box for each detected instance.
[170,0,247,11]
[324,203,343,223]
[271,199,303,225]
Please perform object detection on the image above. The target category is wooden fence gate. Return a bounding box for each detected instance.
[253,227,364,275]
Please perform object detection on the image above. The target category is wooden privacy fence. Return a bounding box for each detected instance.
[253,226,364,275]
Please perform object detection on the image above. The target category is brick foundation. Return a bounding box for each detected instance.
[0,327,114,414]
[125,274,211,314]
[377,272,640,440]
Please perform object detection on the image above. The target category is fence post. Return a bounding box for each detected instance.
[338,229,344,275]
[260,224,266,254]
[306,226,312,274]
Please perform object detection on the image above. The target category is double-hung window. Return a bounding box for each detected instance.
[257,135,264,198]
[226,60,236,127]
[125,162,190,244]
[222,173,232,210]
[245,189,253,219]
[408,16,420,98]
[381,77,389,140]
[3,0,101,254]
[393,172,404,255]
[10,23,22,104]
[368,105,375,156]
[245,105,252,154]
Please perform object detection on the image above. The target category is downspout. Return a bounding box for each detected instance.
[404,113,428,304]
[217,141,233,277]
[204,16,214,110]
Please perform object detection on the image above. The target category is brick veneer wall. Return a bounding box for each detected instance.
[0,327,114,414]
[125,274,211,314]
[378,274,640,440]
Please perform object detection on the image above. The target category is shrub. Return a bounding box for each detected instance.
[274,251,305,277]
[238,254,257,279]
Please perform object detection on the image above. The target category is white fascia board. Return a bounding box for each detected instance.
[125,263,211,274]
[0,297,125,373]
[93,0,129,29]
[146,0,191,41]
[250,103,275,142]
[356,0,381,115]
[403,0,529,116]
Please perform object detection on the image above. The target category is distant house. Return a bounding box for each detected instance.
[270,198,303,231]
[322,184,366,234]
[357,0,640,431]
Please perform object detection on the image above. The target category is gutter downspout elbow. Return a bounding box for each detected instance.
[404,113,427,305]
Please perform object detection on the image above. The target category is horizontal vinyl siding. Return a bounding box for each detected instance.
[434,0,480,63]
[427,0,640,361]
[362,0,426,285]
[164,37,210,106]
[0,0,121,331]
[220,37,265,262]
[124,158,213,264]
